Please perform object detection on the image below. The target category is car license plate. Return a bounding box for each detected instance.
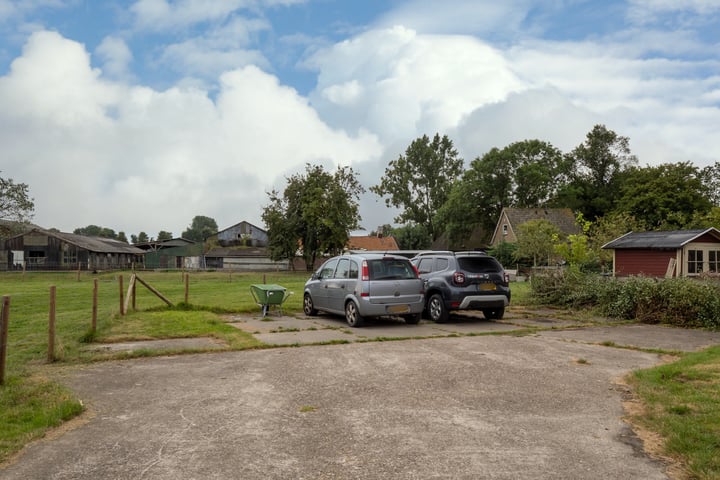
[387,304,410,314]
[478,283,496,291]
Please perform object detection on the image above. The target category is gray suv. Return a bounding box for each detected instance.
[303,253,425,327]
[411,251,510,322]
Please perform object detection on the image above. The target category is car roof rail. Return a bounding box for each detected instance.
[413,250,454,257]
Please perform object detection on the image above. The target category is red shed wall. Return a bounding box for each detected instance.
[614,250,676,277]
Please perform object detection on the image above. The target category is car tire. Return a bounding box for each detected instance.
[404,313,421,325]
[483,307,505,320]
[345,301,365,327]
[428,294,448,323]
[303,293,318,316]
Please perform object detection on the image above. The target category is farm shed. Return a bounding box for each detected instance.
[490,208,580,246]
[135,238,204,269]
[207,221,268,248]
[601,228,720,278]
[204,246,289,271]
[3,228,144,271]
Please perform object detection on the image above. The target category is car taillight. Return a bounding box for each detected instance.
[361,260,369,281]
[453,271,465,285]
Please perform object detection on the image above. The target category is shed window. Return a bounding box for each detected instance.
[688,250,703,274]
[710,250,720,273]
[502,224,508,235]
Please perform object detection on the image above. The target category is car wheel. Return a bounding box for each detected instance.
[404,313,421,325]
[345,301,365,327]
[428,294,448,323]
[483,307,505,320]
[303,293,318,316]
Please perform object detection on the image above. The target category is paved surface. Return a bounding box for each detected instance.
[2,311,720,479]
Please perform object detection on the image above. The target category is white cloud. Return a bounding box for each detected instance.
[375,0,533,36]
[95,36,134,80]
[0,30,382,235]
[306,26,526,142]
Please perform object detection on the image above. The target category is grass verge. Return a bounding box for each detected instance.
[627,346,720,479]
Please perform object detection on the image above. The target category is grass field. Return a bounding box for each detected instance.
[0,272,717,477]
[0,270,309,462]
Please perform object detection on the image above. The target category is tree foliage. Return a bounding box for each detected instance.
[0,173,35,236]
[370,133,462,240]
[438,139,567,245]
[393,224,432,250]
[73,225,117,238]
[514,219,561,267]
[182,216,218,242]
[262,164,364,269]
[615,162,712,229]
[157,231,173,242]
[556,124,637,220]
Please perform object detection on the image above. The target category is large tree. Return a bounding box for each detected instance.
[370,133,463,240]
[615,162,713,229]
[555,124,637,220]
[0,173,34,236]
[262,164,364,270]
[437,139,567,246]
[182,216,218,242]
[157,231,173,241]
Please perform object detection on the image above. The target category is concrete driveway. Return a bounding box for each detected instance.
[2,313,719,479]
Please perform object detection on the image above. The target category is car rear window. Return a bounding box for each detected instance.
[367,258,417,280]
[457,256,502,273]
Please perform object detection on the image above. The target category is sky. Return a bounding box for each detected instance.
[1,0,719,239]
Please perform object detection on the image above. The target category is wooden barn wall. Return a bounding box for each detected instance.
[614,249,676,277]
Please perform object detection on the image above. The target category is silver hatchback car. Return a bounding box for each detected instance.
[303,253,425,327]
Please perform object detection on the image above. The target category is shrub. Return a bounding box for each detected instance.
[530,270,720,329]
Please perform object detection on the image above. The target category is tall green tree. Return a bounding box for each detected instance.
[370,133,463,240]
[437,139,567,246]
[262,164,364,270]
[157,231,173,241]
[555,125,637,220]
[117,231,128,243]
[182,216,218,242]
[0,173,34,236]
[615,162,712,229]
[136,232,149,243]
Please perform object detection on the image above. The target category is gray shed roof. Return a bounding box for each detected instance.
[602,228,720,250]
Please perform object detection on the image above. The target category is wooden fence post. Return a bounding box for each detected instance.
[119,275,125,316]
[92,279,98,334]
[0,296,10,385]
[48,286,56,363]
[184,273,189,304]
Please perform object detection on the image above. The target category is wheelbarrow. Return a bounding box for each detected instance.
[250,284,292,317]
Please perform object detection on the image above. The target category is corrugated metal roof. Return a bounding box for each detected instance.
[602,228,720,250]
[50,231,145,254]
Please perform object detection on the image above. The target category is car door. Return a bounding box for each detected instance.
[326,258,353,312]
[311,258,338,312]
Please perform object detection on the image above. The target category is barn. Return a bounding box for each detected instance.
[601,228,720,278]
[3,228,145,271]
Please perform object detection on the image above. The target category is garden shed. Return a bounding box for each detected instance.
[601,228,720,278]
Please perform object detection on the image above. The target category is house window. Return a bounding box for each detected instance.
[710,250,720,273]
[688,250,703,274]
[502,224,508,235]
